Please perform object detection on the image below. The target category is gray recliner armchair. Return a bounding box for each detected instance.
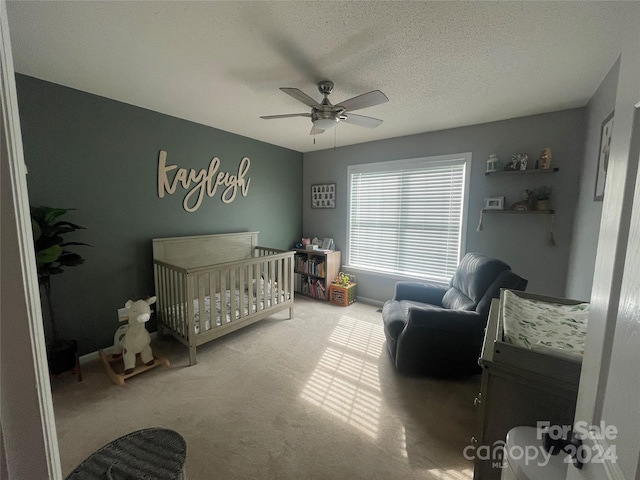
[382,252,527,377]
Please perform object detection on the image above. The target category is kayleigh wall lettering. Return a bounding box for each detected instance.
[157,150,251,212]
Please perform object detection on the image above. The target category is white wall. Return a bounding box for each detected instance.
[565,58,620,301]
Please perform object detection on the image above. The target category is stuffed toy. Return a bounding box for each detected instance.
[112,296,156,374]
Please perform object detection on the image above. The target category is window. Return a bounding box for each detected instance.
[347,153,471,284]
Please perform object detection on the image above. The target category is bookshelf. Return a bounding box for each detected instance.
[293,249,341,301]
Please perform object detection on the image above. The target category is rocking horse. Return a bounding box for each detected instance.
[99,296,169,386]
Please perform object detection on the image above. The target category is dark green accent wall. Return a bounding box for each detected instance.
[16,74,303,355]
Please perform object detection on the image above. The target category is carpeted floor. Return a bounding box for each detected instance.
[51,295,480,479]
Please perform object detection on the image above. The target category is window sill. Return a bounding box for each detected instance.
[342,265,449,288]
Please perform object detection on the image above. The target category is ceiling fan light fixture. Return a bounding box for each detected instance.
[314,117,339,130]
[261,81,387,136]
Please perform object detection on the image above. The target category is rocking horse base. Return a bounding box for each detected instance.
[99,349,170,386]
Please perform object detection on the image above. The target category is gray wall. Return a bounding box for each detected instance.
[303,109,586,303]
[565,58,620,301]
[16,74,303,355]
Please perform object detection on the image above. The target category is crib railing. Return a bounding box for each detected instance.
[153,261,191,342]
[154,248,294,363]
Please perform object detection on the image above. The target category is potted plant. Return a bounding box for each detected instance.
[31,206,88,376]
[532,185,553,211]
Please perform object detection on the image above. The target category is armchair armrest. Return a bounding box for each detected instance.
[394,281,447,305]
[406,306,486,334]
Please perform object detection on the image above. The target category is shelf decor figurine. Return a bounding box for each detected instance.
[519,153,528,170]
[486,154,500,173]
[504,153,528,171]
[538,148,552,169]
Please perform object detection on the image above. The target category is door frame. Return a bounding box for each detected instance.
[0,1,62,478]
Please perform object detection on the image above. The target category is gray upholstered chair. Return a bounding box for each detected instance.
[382,252,527,376]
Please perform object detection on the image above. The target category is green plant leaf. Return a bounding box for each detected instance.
[36,245,62,266]
[36,234,64,251]
[58,252,85,267]
[61,241,91,247]
[51,220,85,234]
[44,208,74,225]
[30,205,87,279]
[32,220,42,241]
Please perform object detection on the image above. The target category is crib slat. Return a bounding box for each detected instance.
[162,265,171,330]
[283,257,290,303]
[220,271,228,324]
[186,272,196,364]
[175,270,182,336]
[269,259,276,306]
[172,270,179,335]
[177,270,185,336]
[239,265,246,319]
[277,257,284,305]
[209,271,217,328]
[229,268,237,323]
[155,264,163,324]
[165,268,171,330]
[197,273,207,334]
[169,269,177,333]
[161,265,169,329]
[247,262,254,314]
[256,262,263,312]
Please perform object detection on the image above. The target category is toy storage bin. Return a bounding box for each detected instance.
[329,283,356,307]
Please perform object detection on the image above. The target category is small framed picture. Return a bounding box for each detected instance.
[594,111,614,201]
[311,183,336,209]
[484,196,505,210]
[321,238,334,250]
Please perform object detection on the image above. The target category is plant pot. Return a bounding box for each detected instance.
[536,199,550,211]
[47,339,78,375]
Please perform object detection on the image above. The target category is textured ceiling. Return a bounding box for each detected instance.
[6,1,635,153]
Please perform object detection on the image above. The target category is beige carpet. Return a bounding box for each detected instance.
[51,296,480,479]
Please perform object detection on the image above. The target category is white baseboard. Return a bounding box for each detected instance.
[356,296,384,308]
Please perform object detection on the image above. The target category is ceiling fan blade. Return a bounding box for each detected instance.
[310,124,325,135]
[341,113,383,129]
[280,88,322,108]
[337,90,389,112]
[260,113,312,120]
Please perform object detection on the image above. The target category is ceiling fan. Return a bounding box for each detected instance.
[261,81,388,135]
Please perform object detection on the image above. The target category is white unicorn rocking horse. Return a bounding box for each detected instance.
[99,296,169,386]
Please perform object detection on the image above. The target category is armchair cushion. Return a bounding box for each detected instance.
[441,254,511,311]
[393,281,448,305]
[476,270,529,319]
[406,306,486,333]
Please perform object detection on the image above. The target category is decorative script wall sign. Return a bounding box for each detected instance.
[157,150,251,212]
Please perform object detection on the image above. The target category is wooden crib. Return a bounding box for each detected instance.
[152,232,294,365]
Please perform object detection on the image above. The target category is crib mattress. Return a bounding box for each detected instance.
[501,289,589,361]
[164,281,289,334]
[192,288,289,334]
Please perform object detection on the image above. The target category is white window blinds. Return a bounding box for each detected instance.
[347,154,470,284]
